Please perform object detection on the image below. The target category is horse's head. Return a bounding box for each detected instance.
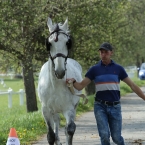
[46,17,72,79]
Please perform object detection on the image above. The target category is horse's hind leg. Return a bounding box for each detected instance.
[42,106,55,145]
[63,109,76,145]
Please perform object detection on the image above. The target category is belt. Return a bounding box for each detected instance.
[95,99,120,106]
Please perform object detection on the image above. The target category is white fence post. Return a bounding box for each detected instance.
[0,87,25,108]
[19,89,24,106]
[8,88,13,108]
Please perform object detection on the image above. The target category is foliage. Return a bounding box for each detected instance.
[124,0,145,66]
[0,0,137,70]
[57,0,130,68]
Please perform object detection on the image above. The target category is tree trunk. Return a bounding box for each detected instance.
[22,57,38,112]
[85,81,95,96]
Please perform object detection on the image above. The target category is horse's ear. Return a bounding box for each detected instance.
[47,17,53,31]
[62,18,68,31]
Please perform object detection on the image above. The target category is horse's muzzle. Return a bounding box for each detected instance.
[55,69,65,79]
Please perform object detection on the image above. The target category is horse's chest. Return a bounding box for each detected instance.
[39,81,72,109]
[44,92,73,113]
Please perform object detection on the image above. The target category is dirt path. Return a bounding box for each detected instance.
[33,87,145,145]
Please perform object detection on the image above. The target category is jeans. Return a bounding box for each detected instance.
[94,101,125,145]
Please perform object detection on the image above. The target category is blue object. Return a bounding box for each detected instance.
[138,63,145,80]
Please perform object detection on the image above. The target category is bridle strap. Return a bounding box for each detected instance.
[50,30,69,37]
[48,24,70,61]
[51,53,67,60]
[49,24,70,41]
[48,51,68,74]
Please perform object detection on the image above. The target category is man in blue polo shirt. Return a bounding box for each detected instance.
[66,42,145,145]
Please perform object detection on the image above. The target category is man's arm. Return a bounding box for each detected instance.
[123,77,145,100]
[66,77,91,91]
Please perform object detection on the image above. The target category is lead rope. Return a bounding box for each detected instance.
[65,66,88,105]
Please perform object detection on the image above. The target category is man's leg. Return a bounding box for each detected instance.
[108,104,125,145]
[94,102,111,145]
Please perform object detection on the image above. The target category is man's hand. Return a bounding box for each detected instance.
[66,77,91,91]
[66,78,76,84]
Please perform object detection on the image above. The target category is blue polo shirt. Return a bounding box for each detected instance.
[85,60,128,102]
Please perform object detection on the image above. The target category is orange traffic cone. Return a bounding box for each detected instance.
[6,128,20,145]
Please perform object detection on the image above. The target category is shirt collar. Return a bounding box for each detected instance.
[99,60,115,66]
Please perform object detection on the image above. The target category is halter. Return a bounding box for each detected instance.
[48,24,70,78]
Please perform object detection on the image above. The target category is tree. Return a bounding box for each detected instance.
[0,0,48,112]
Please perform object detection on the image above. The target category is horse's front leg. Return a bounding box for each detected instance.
[53,113,62,145]
[42,106,55,145]
[63,109,76,145]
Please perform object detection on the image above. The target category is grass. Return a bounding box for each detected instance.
[0,106,47,145]
[0,75,145,145]
[120,76,145,96]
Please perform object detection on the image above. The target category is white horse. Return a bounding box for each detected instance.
[38,17,85,145]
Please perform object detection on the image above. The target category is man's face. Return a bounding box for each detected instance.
[99,49,113,61]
